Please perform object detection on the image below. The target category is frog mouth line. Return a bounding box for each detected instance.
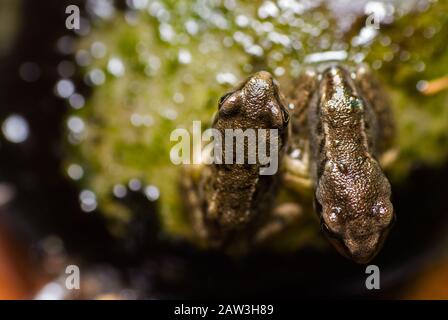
[321,220,391,264]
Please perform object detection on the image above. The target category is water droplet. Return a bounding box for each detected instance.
[75,50,91,67]
[414,61,426,72]
[88,69,106,85]
[216,72,237,85]
[379,36,391,46]
[267,31,291,47]
[130,113,143,127]
[91,42,107,59]
[142,115,154,126]
[69,93,85,109]
[246,44,264,57]
[162,109,178,120]
[127,0,148,10]
[159,23,175,42]
[87,0,116,20]
[416,80,428,92]
[148,55,161,70]
[372,60,382,70]
[67,116,85,134]
[173,92,184,104]
[125,10,140,25]
[235,15,250,27]
[304,51,347,63]
[2,114,29,143]
[178,49,192,64]
[274,66,285,76]
[145,185,160,201]
[75,18,92,37]
[128,178,142,191]
[107,57,125,77]
[19,62,41,82]
[55,79,75,98]
[258,1,279,19]
[185,19,199,35]
[113,184,127,198]
[79,189,97,212]
[57,36,75,55]
[67,164,84,180]
[57,61,75,78]
[351,27,377,47]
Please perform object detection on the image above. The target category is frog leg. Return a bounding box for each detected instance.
[180,164,210,245]
[252,202,304,244]
[378,148,399,169]
[283,69,318,194]
[283,140,313,193]
[355,64,399,169]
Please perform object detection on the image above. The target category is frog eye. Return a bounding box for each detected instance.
[372,201,394,228]
[372,201,392,217]
[350,98,364,111]
[218,92,233,107]
[273,89,289,126]
[328,207,341,222]
[372,204,386,216]
[218,91,241,115]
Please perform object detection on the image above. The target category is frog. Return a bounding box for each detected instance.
[181,71,291,250]
[181,63,396,264]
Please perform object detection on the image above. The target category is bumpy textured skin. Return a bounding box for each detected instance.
[307,65,394,263]
[200,71,289,245]
[183,64,395,262]
[355,65,395,153]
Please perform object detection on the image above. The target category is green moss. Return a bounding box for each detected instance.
[65,1,448,247]
[363,1,448,180]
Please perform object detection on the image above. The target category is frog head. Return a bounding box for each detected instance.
[317,160,395,264]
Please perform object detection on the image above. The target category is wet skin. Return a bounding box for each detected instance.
[183,71,289,247]
[183,64,395,263]
[306,66,394,263]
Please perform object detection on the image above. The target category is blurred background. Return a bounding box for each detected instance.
[0,0,447,299]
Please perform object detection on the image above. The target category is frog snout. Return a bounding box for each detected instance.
[343,233,382,264]
[244,71,276,101]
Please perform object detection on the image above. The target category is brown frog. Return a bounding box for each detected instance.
[182,64,396,263]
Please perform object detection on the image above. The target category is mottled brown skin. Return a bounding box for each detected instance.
[355,65,395,153]
[195,71,289,246]
[183,64,395,261]
[307,65,394,263]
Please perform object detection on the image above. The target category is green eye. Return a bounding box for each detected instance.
[350,99,363,110]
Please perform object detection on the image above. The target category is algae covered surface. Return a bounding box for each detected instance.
[64,0,448,245]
